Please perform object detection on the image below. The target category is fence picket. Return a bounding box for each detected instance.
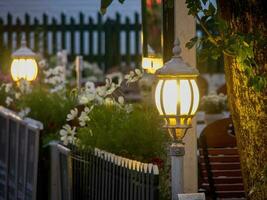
[61,13,66,50]
[97,13,103,69]
[70,17,75,55]
[79,13,84,55]
[51,18,57,54]
[0,18,3,50]
[15,18,21,49]
[88,17,94,58]
[134,13,140,64]
[25,14,30,47]
[7,13,12,51]
[33,18,39,52]
[125,17,131,65]
[42,14,48,56]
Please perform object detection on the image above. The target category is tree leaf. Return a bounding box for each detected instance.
[186,36,198,49]
[100,0,113,15]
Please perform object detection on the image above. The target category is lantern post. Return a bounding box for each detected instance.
[154,38,200,200]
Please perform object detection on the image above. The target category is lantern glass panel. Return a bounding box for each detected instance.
[190,80,200,115]
[155,78,200,127]
[11,58,38,82]
[155,79,163,115]
[162,80,179,115]
[180,80,191,115]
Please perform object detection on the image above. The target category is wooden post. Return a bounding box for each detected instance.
[174,0,198,193]
[75,56,83,90]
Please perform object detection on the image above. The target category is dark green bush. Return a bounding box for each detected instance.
[77,103,169,163]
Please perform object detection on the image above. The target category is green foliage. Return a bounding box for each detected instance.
[77,103,169,162]
[19,85,75,136]
[185,0,267,91]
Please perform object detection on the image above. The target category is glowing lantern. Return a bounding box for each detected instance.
[154,39,200,141]
[11,38,38,82]
[142,57,163,74]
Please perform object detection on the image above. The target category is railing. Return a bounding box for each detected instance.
[0,106,43,200]
[0,12,141,70]
[51,143,160,200]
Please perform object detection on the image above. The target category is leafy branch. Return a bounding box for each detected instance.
[185,0,267,91]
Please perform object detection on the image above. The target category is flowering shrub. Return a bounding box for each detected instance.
[0,59,75,136]
[60,68,144,146]
[200,91,227,114]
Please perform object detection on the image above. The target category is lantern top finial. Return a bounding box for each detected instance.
[155,37,199,77]
[172,38,182,57]
[12,35,36,58]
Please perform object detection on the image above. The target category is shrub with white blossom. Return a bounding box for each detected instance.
[60,68,143,146]
[200,91,228,114]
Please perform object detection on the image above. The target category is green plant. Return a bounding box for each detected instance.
[19,85,75,136]
[77,103,168,162]
[185,0,267,91]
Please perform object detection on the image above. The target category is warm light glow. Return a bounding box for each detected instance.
[142,57,163,74]
[190,80,200,115]
[154,78,200,127]
[180,80,191,115]
[11,58,38,82]
[162,80,179,115]
[155,80,163,114]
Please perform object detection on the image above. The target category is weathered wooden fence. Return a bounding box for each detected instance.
[0,12,141,70]
[0,106,43,200]
[51,143,160,200]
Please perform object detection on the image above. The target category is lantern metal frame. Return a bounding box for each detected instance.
[12,37,36,59]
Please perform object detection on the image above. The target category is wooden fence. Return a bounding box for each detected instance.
[51,143,160,200]
[0,106,43,200]
[0,13,142,70]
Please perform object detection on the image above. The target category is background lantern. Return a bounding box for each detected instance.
[154,38,200,141]
[11,37,38,82]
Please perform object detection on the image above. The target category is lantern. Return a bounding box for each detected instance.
[142,57,163,74]
[154,39,200,141]
[11,38,38,82]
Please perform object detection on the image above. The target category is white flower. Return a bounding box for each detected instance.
[78,111,90,127]
[118,96,125,105]
[18,107,31,118]
[4,83,12,93]
[85,81,95,91]
[106,72,123,86]
[15,92,21,99]
[125,104,133,113]
[104,97,115,106]
[18,80,32,94]
[96,86,107,97]
[125,69,143,84]
[59,124,77,145]
[5,97,13,106]
[38,60,47,68]
[78,93,96,105]
[50,84,65,93]
[79,95,90,105]
[135,69,142,76]
[66,108,78,121]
